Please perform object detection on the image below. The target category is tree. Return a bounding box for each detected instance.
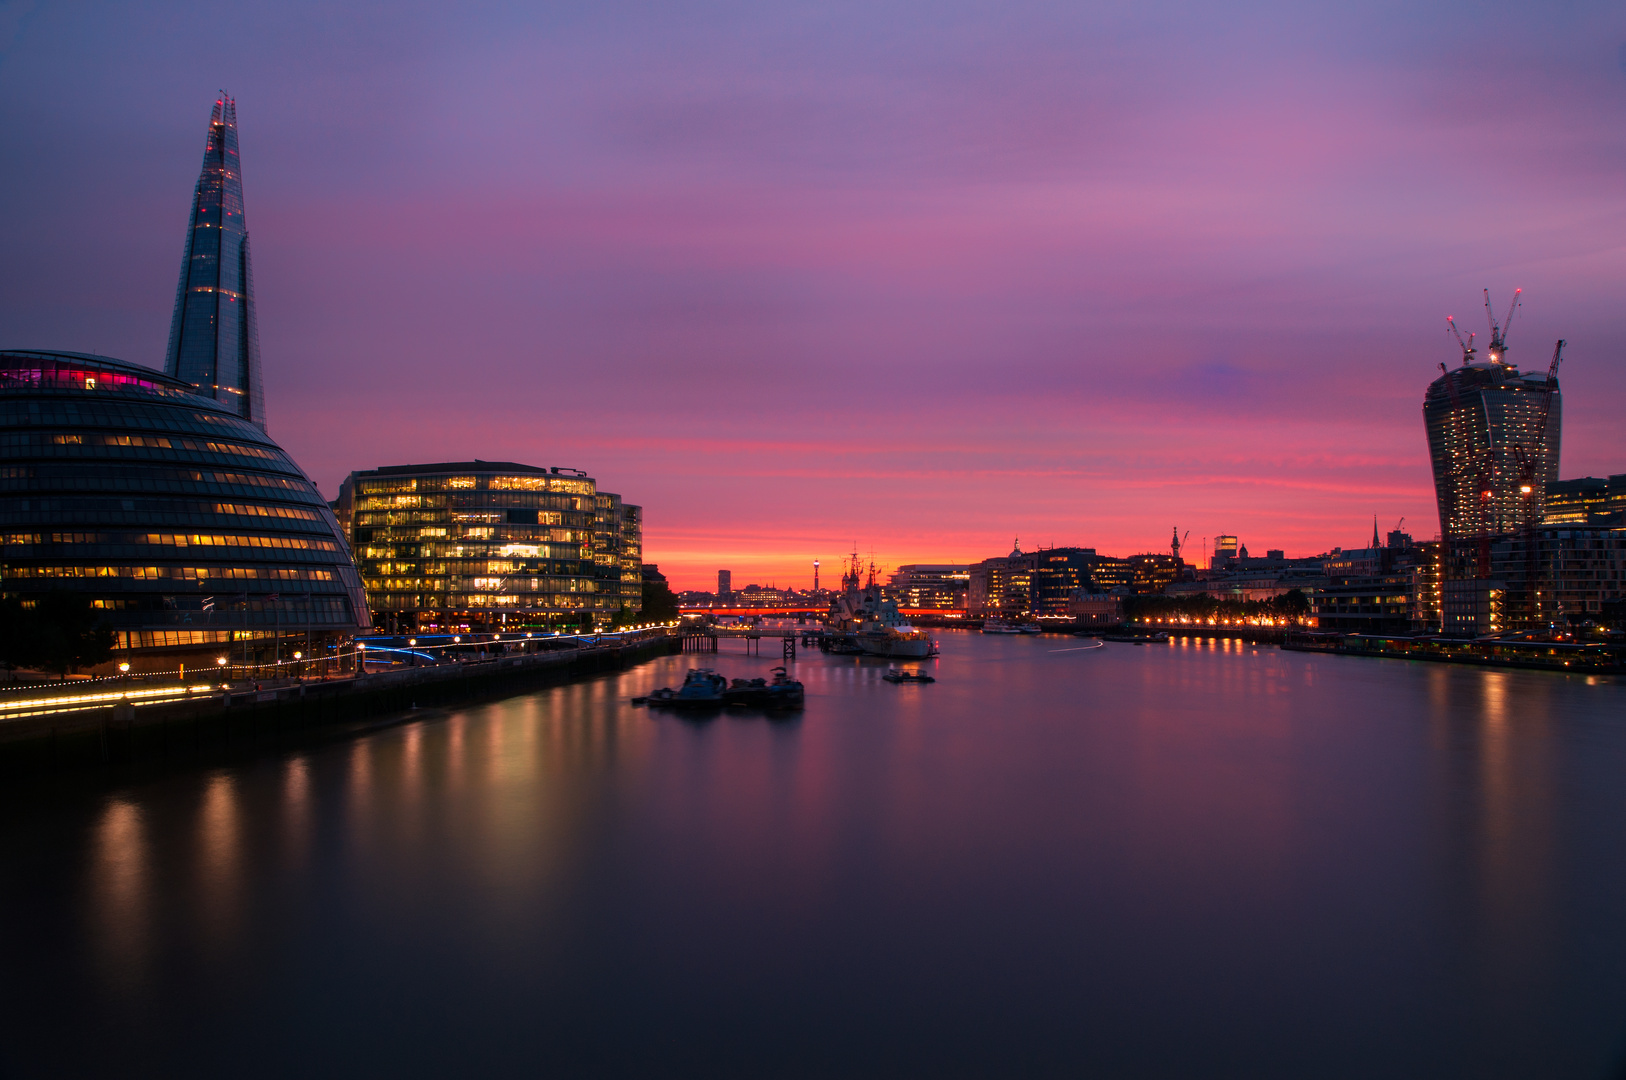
[26,592,115,679]
[640,577,680,623]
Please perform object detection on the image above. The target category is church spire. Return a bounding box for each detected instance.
[1372,515,1380,549]
[164,94,265,430]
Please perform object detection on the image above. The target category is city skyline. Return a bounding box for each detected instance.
[3,2,1625,590]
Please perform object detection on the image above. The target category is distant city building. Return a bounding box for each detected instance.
[736,585,789,608]
[967,539,1031,615]
[344,461,640,632]
[1127,553,1184,595]
[888,565,969,610]
[165,95,266,430]
[717,569,732,599]
[1067,591,1123,626]
[1213,536,1239,567]
[0,351,369,669]
[1544,475,1626,525]
[968,543,1167,615]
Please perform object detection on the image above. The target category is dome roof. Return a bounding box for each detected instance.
[0,350,369,651]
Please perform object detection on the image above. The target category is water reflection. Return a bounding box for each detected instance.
[7,635,1625,1077]
[90,798,147,989]
[196,773,241,952]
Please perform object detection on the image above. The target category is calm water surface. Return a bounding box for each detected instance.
[3,632,1626,1078]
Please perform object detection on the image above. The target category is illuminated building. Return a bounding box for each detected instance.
[888,565,969,610]
[164,95,265,430]
[969,544,1130,615]
[717,570,732,600]
[1442,579,1505,637]
[1544,476,1626,525]
[0,351,369,669]
[1127,553,1183,595]
[344,461,641,632]
[1424,356,1560,543]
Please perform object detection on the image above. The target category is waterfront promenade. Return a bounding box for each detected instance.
[0,628,678,774]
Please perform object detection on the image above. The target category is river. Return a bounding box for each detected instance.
[2,631,1624,1077]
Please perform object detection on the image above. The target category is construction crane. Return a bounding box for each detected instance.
[1446,316,1477,366]
[1483,288,1521,365]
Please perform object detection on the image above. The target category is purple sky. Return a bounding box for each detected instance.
[3,0,1624,589]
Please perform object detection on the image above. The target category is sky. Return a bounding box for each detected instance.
[2,0,1624,590]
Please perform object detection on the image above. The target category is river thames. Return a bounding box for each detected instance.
[2,631,1625,1077]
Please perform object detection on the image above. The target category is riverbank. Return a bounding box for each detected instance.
[0,629,680,777]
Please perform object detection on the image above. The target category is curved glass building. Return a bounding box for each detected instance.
[1423,360,1560,541]
[0,350,369,668]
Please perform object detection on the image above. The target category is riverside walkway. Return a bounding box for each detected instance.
[0,627,679,774]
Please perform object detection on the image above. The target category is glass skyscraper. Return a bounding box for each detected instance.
[1423,360,1560,542]
[164,95,265,431]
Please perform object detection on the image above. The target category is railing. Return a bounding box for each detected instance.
[0,624,680,722]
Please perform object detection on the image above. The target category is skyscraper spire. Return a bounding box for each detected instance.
[1372,515,1380,550]
[164,94,265,430]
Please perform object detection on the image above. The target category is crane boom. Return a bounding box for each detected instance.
[1446,316,1476,365]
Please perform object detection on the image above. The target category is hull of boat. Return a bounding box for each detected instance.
[857,635,934,659]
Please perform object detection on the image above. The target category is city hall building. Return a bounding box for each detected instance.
[0,351,370,668]
[339,461,642,633]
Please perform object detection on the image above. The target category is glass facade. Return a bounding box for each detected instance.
[0,351,369,660]
[1423,362,1560,541]
[344,462,642,631]
[164,96,265,430]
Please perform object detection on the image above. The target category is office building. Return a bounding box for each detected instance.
[889,564,970,610]
[1423,351,1560,542]
[0,351,369,669]
[1544,476,1626,525]
[165,95,266,430]
[343,461,641,632]
[1127,553,1183,595]
[717,569,732,600]
[967,540,1031,615]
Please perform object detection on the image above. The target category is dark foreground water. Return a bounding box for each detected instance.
[3,632,1626,1078]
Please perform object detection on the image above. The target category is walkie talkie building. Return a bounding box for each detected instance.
[164,95,265,431]
[1423,361,1561,542]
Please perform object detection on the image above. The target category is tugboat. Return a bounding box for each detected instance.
[637,668,727,708]
[765,666,805,709]
[721,667,805,709]
[824,551,936,659]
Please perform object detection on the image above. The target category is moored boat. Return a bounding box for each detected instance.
[637,668,727,708]
[825,551,937,659]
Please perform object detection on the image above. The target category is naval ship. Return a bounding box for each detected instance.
[825,552,936,659]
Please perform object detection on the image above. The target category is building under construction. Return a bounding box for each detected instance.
[1422,291,1563,632]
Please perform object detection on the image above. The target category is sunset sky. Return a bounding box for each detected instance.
[3,0,1624,589]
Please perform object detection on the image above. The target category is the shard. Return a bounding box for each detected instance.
[164,95,265,430]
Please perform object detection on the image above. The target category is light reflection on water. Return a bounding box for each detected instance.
[4,632,1626,1077]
